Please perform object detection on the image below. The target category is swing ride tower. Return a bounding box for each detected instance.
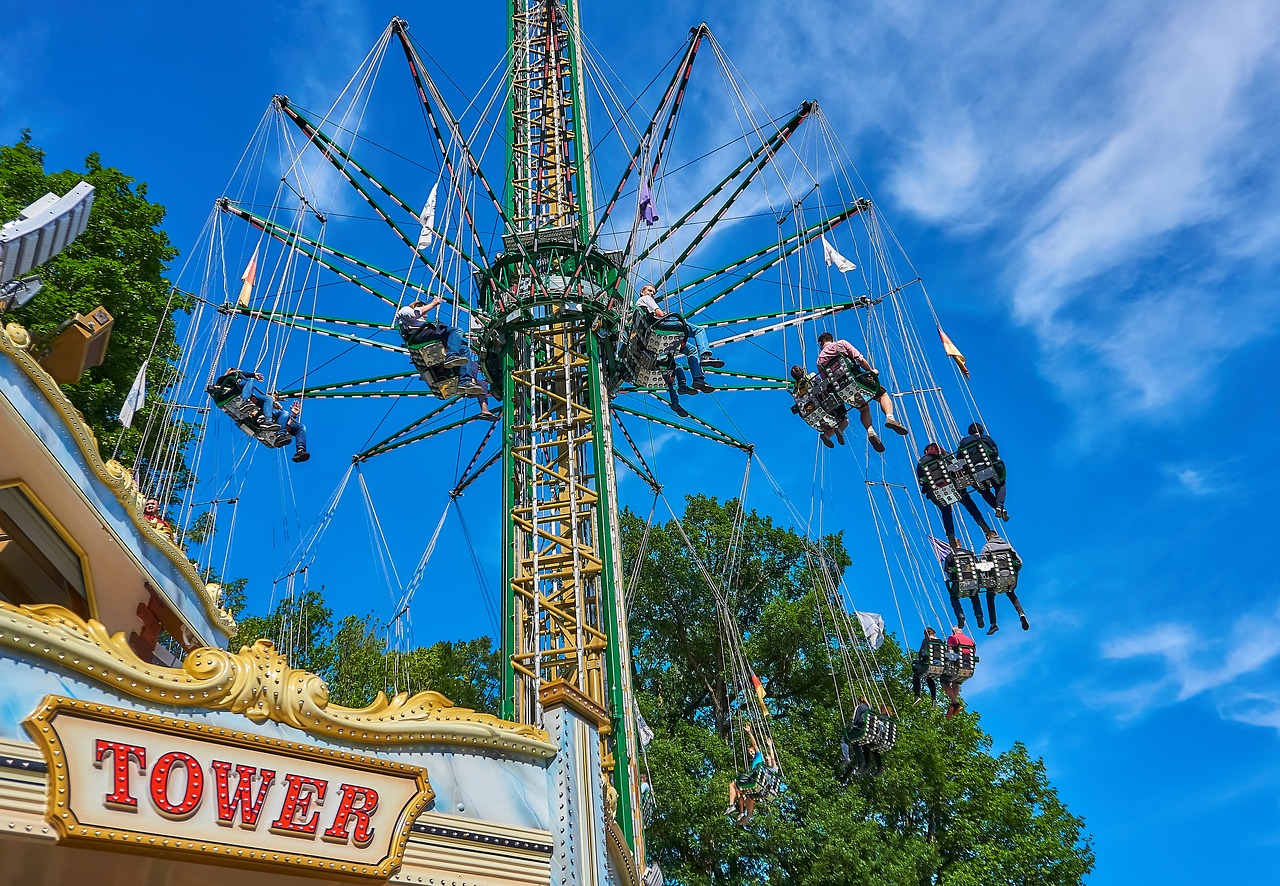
[480,0,643,858]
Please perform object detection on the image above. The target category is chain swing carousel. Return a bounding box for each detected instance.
[0,4,1025,885]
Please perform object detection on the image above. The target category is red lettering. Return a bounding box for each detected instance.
[149,751,204,820]
[94,740,146,810]
[321,784,379,847]
[211,761,275,829]
[269,774,328,838]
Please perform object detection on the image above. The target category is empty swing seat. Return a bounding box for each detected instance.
[945,548,981,598]
[956,439,1003,491]
[919,453,970,506]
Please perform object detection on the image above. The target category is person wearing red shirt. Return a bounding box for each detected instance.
[942,625,976,718]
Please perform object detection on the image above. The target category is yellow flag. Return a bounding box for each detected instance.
[938,327,969,379]
[237,248,258,308]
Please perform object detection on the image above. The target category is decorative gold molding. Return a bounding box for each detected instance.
[0,602,554,757]
[605,816,641,886]
[538,679,609,730]
[24,695,434,881]
[0,322,234,637]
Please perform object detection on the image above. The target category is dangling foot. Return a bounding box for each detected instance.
[945,702,960,719]
[677,384,695,396]
[292,448,310,463]
[671,402,690,418]
[985,529,999,541]
[996,506,1009,522]
[725,804,736,817]
[867,431,886,453]
[443,354,470,369]
[457,381,485,397]
[701,354,726,369]
[884,416,909,436]
[694,380,716,393]
[986,624,999,635]
[835,428,846,445]
[478,410,501,422]
[975,612,985,629]
[957,615,966,629]
[1020,614,1030,631]
[822,435,835,448]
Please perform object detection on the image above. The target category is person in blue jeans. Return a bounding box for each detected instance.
[285,400,310,462]
[395,297,470,367]
[635,284,716,416]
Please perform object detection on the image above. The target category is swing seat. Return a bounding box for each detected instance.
[978,549,1019,593]
[919,637,948,678]
[919,454,968,506]
[407,337,451,369]
[946,548,981,598]
[957,439,1004,491]
[792,376,846,433]
[870,716,897,753]
[642,863,664,886]
[740,766,780,800]
[822,356,881,409]
[623,316,687,387]
[942,646,978,683]
[415,362,463,399]
[205,377,242,407]
[211,395,292,449]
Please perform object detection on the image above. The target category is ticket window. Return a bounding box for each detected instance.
[0,485,89,617]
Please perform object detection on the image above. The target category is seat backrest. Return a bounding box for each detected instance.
[920,455,962,503]
[946,549,980,595]
[920,637,947,674]
[823,356,877,408]
[980,548,1019,591]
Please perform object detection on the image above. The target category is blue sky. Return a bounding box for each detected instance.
[5,1,1280,881]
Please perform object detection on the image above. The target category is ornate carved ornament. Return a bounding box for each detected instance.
[1,602,554,757]
[1,322,234,636]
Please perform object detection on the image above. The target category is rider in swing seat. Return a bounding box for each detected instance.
[815,332,906,453]
[957,421,1009,521]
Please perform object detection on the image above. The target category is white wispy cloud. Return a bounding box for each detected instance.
[1097,606,1280,730]
[708,0,1280,419]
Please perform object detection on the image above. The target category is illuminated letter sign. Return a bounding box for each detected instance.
[24,697,433,880]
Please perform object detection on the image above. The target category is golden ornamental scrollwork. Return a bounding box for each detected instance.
[0,321,233,635]
[0,602,554,757]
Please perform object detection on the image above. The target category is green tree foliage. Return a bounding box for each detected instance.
[227,588,500,712]
[219,495,1091,883]
[0,132,190,485]
[625,496,1094,885]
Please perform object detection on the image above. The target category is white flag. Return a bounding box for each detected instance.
[637,712,654,749]
[821,235,857,273]
[856,611,885,650]
[417,183,438,249]
[118,359,148,429]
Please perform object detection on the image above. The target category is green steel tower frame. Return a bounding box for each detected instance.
[489,0,642,855]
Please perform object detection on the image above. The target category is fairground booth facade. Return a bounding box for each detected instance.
[0,319,637,886]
